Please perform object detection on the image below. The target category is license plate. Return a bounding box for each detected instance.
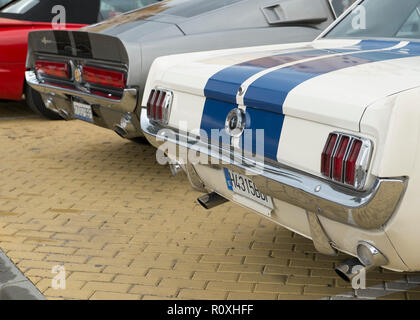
[224,168,274,209]
[73,101,93,123]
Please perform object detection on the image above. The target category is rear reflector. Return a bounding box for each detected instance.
[147,88,173,124]
[36,60,70,79]
[82,65,126,89]
[321,133,372,190]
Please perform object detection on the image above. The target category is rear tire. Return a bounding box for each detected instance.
[25,85,63,120]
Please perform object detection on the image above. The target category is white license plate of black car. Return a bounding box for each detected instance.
[224,168,274,209]
[73,101,93,123]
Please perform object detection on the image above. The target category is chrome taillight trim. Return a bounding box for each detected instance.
[323,132,373,190]
[147,88,173,125]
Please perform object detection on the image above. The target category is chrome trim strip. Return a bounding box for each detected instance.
[25,71,138,114]
[141,109,407,230]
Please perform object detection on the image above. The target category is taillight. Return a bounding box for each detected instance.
[321,133,372,190]
[36,60,70,79]
[146,89,173,124]
[321,133,338,177]
[82,65,126,89]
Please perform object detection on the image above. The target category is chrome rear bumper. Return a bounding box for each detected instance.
[25,71,138,114]
[141,109,407,231]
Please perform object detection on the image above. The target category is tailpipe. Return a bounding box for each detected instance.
[114,113,138,139]
[335,242,388,282]
[57,109,71,120]
[197,192,228,210]
[335,258,373,283]
[169,163,183,176]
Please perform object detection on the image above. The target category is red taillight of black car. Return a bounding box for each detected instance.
[35,60,70,79]
[82,65,126,89]
[321,133,372,190]
[147,89,173,124]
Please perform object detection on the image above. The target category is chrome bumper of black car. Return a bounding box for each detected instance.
[25,71,138,114]
[140,109,407,231]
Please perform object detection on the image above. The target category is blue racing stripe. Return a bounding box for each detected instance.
[200,40,419,162]
[244,41,420,113]
[204,48,326,104]
[203,40,401,104]
[200,99,284,161]
[200,99,235,147]
[244,107,284,160]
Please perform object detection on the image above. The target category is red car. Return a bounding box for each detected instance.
[0,0,159,119]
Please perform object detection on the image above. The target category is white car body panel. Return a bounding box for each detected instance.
[142,37,420,271]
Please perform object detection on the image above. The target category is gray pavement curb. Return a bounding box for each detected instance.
[0,249,45,300]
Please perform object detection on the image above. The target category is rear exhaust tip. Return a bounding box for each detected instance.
[197,192,228,210]
[114,113,137,139]
[58,109,70,120]
[335,243,388,283]
[335,257,372,283]
[357,241,388,267]
[114,124,129,138]
[169,163,183,176]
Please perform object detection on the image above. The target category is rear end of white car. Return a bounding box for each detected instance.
[140,37,420,276]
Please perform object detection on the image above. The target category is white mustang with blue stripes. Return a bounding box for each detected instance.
[141,0,420,276]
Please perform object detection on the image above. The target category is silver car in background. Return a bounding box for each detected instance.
[25,0,351,139]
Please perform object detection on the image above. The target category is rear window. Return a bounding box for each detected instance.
[99,0,160,20]
[147,0,243,18]
[326,0,420,40]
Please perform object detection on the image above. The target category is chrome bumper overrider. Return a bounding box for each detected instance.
[25,71,138,113]
[141,109,407,231]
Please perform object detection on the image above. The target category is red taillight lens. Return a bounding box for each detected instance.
[147,89,172,124]
[36,60,70,79]
[332,136,350,182]
[321,133,371,189]
[344,140,363,186]
[147,89,156,118]
[321,133,338,177]
[82,66,126,89]
[156,91,167,121]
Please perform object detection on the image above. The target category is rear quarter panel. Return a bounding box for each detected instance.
[361,87,420,270]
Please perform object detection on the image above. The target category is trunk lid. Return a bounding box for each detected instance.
[28,30,129,64]
[162,39,420,132]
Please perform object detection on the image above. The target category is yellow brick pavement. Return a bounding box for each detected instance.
[0,101,419,300]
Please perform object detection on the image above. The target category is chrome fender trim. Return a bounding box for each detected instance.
[140,109,407,231]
